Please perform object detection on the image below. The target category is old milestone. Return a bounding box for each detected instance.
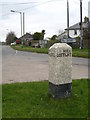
[49,43,72,98]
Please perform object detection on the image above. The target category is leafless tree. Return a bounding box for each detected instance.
[58,29,64,35]
[6,31,16,45]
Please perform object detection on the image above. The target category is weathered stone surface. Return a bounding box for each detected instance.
[49,43,72,85]
[49,43,72,98]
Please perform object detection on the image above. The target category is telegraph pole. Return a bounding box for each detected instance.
[67,0,69,38]
[23,12,25,35]
[20,12,23,37]
[80,0,83,49]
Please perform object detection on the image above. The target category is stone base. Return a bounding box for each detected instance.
[49,82,72,99]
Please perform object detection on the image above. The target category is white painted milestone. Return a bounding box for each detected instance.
[49,43,72,85]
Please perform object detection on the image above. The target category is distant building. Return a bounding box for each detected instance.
[65,16,89,38]
[58,17,89,47]
[88,1,90,20]
[58,17,89,40]
[19,32,33,46]
[19,32,33,41]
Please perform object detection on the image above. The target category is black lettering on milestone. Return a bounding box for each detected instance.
[49,49,71,57]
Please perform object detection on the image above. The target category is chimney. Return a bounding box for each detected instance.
[84,16,89,23]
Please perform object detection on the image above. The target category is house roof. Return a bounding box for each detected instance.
[65,21,89,30]
[19,33,33,40]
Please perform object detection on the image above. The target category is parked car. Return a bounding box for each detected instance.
[10,41,16,45]
[16,39,20,44]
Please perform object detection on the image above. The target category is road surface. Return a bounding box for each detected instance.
[2,45,89,84]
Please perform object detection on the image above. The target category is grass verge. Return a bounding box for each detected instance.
[11,45,48,54]
[2,79,88,118]
[11,45,90,58]
[72,48,89,58]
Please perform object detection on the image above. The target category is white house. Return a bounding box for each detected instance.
[58,16,89,44]
[65,16,89,38]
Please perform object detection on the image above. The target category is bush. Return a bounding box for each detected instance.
[46,40,60,48]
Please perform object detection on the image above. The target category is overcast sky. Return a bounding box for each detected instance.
[0,0,89,41]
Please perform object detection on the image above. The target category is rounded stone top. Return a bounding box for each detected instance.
[49,43,72,50]
[49,43,72,57]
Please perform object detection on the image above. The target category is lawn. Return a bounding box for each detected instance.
[11,45,90,58]
[11,45,48,54]
[2,79,88,118]
[72,48,89,58]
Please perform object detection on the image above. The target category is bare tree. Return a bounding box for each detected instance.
[6,31,16,45]
[58,29,64,35]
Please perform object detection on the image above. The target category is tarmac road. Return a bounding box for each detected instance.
[2,45,90,84]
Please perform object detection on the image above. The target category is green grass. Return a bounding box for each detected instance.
[72,48,90,58]
[2,79,88,118]
[88,79,90,118]
[11,45,90,58]
[0,85,2,119]
[11,45,48,54]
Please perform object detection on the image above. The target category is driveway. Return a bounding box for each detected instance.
[2,45,89,84]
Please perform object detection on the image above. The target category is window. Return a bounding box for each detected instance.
[74,30,77,35]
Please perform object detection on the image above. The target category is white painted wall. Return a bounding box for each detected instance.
[69,30,80,38]
[65,30,80,38]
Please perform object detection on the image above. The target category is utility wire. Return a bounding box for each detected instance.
[2,0,88,17]
[0,0,62,6]
[18,0,64,12]
[0,2,37,6]
[2,0,64,17]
